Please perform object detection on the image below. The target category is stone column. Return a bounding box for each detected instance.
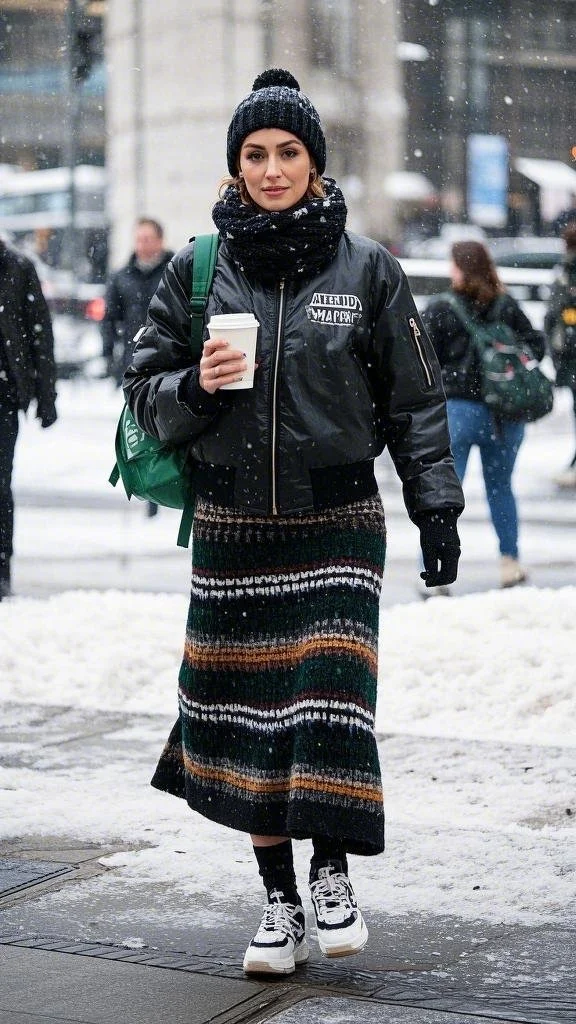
[356,2,404,242]
[106,0,263,265]
[105,0,403,263]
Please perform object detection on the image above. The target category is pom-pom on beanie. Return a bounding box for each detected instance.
[226,68,327,177]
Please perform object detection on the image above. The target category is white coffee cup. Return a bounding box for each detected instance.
[207,313,259,390]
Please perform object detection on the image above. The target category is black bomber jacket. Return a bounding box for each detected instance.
[123,231,464,521]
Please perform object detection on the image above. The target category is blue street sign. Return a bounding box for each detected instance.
[467,134,509,228]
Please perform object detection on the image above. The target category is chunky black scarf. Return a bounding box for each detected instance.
[212,178,347,281]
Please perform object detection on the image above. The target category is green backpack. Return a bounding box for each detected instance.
[442,293,554,423]
[109,233,219,547]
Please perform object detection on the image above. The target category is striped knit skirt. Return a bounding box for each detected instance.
[151,495,386,856]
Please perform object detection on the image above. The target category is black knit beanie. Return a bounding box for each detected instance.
[226,68,327,177]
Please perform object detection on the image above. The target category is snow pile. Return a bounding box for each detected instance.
[1,586,574,747]
[0,589,186,716]
[377,586,575,747]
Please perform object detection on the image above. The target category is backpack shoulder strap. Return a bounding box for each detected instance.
[488,293,508,321]
[190,233,219,358]
[440,291,476,333]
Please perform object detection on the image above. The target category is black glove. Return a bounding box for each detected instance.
[37,402,57,429]
[418,512,461,587]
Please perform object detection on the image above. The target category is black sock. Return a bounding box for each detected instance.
[310,835,349,878]
[253,840,299,905]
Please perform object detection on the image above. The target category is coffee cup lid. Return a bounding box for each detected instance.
[208,313,259,329]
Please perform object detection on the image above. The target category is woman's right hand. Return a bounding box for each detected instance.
[199,338,247,393]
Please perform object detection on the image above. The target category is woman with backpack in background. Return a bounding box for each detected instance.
[422,240,546,590]
[544,221,576,489]
[123,69,464,976]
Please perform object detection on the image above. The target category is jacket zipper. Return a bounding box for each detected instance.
[270,279,286,515]
[408,316,433,388]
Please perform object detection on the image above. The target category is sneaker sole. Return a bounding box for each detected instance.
[501,576,528,589]
[416,586,451,601]
[243,939,309,976]
[317,918,368,958]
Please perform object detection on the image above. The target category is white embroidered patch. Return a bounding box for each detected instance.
[305,292,363,326]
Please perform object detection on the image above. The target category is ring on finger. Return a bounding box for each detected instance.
[213,365,219,379]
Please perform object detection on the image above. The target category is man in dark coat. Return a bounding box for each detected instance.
[101,218,173,385]
[101,217,173,517]
[0,239,57,598]
[100,219,172,516]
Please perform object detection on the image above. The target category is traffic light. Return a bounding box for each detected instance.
[72,18,100,83]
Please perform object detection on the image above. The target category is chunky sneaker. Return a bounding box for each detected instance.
[309,861,368,958]
[243,890,309,975]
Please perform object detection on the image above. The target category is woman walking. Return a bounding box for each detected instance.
[422,240,546,589]
[124,69,464,974]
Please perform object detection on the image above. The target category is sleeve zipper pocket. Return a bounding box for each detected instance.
[408,316,434,389]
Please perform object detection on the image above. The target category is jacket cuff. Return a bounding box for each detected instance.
[177,367,229,417]
[413,508,462,527]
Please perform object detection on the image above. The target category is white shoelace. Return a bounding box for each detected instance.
[255,898,302,941]
[310,869,353,920]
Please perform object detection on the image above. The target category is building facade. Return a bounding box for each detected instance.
[3,1,575,269]
[0,0,105,170]
[400,0,576,232]
[105,0,403,265]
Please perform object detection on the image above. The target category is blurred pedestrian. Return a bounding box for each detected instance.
[0,238,57,599]
[551,197,576,237]
[102,218,173,385]
[102,217,173,516]
[422,241,546,589]
[544,221,576,488]
[124,68,464,975]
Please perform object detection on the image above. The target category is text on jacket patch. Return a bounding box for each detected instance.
[305,292,363,325]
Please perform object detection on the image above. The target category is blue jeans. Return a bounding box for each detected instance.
[447,399,524,559]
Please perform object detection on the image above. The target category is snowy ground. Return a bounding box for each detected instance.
[1,380,575,937]
[1,584,574,932]
[9,377,576,570]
